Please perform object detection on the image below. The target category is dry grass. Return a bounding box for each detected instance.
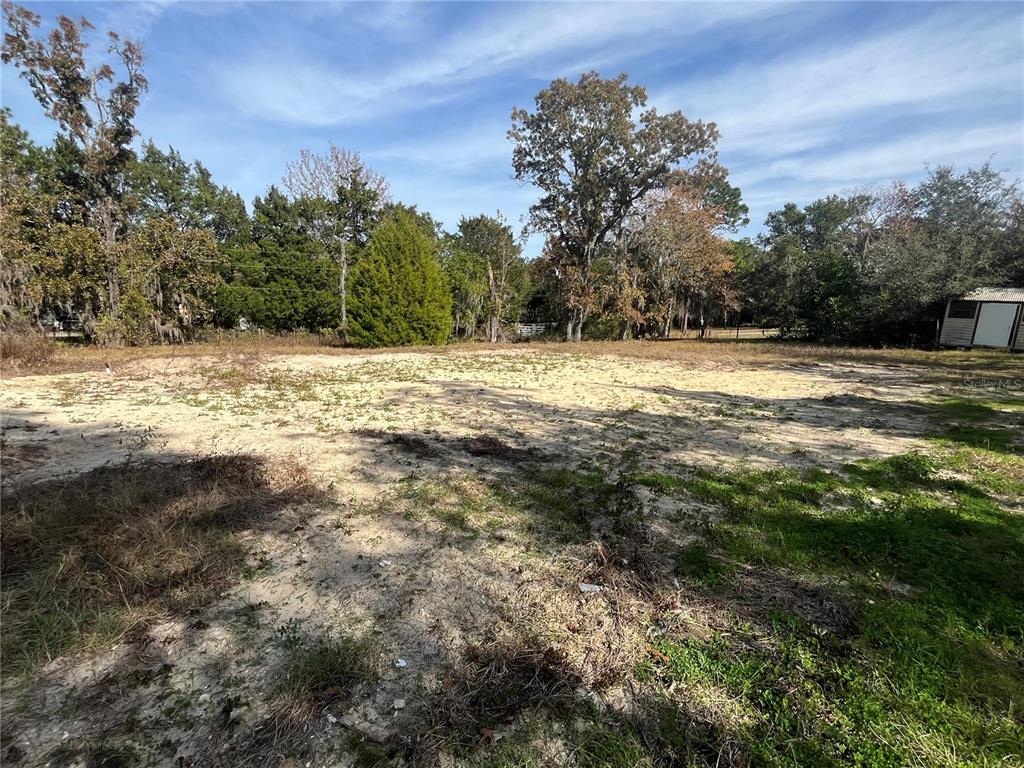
[4,330,1020,380]
[2,341,1021,766]
[0,454,326,674]
[417,633,583,757]
[0,332,57,372]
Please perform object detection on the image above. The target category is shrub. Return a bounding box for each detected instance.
[0,309,55,368]
[120,290,155,345]
[347,211,452,347]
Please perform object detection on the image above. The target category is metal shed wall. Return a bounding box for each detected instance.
[939,303,979,347]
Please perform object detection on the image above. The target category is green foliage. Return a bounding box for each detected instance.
[441,244,488,337]
[444,213,530,340]
[214,188,340,332]
[130,142,250,245]
[510,71,721,340]
[124,216,223,335]
[1,6,242,345]
[749,165,1022,345]
[119,290,154,345]
[347,211,452,347]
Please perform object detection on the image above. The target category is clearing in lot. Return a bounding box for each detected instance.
[1,341,1022,767]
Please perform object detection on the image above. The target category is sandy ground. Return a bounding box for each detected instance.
[1,349,938,488]
[0,348,982,765]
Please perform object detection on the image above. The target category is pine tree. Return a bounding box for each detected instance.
[347,212,451,347]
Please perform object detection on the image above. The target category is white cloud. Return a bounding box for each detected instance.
[731,121,1022,236]
[214,2,773,125]
[656,8,1022,160]
[751,122,1022,186]
[365,121,512,172]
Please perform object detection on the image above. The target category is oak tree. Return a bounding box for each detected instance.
[509,71,719,340]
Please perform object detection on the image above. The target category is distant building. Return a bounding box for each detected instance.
[939,287,1024,351]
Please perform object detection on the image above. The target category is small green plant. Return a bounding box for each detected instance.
[673,541,732,586]
[273,618,305,650]
[277,631,379,705]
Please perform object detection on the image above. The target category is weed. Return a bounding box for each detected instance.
[276,631,379,706]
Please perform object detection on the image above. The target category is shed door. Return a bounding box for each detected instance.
[973,303,1015,347]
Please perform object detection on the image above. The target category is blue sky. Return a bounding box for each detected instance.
[3,1,1022,256]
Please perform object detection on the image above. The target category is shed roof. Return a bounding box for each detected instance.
[961,287,1024,303]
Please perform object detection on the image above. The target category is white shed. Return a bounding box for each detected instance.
[939,287,1024,351]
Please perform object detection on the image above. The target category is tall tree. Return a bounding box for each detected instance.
[3,1,147,322]
[509,71,719,340]
[0,109,51,318]
[439,240,487,339]
[282,144,388,341]
[451,213,528,342]
[130,142,250,244]
[747,164,1022,345]
[215,186,339,332]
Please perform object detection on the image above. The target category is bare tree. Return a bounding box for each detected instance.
[282,143,389,341]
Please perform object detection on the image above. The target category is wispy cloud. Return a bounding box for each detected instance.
[365,121,512,172]
[6,0,1018,253]
[643,6,1023,230]
[756,122,1021,185]
[658,8,1022,160]
[214,2,773,126]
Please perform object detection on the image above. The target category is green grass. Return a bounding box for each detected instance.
[387,468,640,546]
[673,541,733,586]
[382,440,1022,765]
[921,396,1022,453]
[515,468,641,541]
[276,630,379,705]
[635,447,1024,767]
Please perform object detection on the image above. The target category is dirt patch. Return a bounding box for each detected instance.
[456,434,541,463]
[388,432,442,458]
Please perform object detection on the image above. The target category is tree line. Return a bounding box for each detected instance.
[2,3,1020,349]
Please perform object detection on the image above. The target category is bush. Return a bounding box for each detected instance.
[93,313,122,347]
[0,330,55,369]
[120,290,155,345]
[347,211,452,347]
[0,309,55,369]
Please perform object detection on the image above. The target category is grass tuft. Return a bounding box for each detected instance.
[277,631,379,706]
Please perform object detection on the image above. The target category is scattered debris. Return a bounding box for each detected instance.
[578,582,604,593]
[339,713,389,743]
[392,699,406,710]
[394,658,407,669]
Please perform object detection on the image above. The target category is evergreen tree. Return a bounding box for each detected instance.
[215,187,339,331]
[347,211,451,347]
